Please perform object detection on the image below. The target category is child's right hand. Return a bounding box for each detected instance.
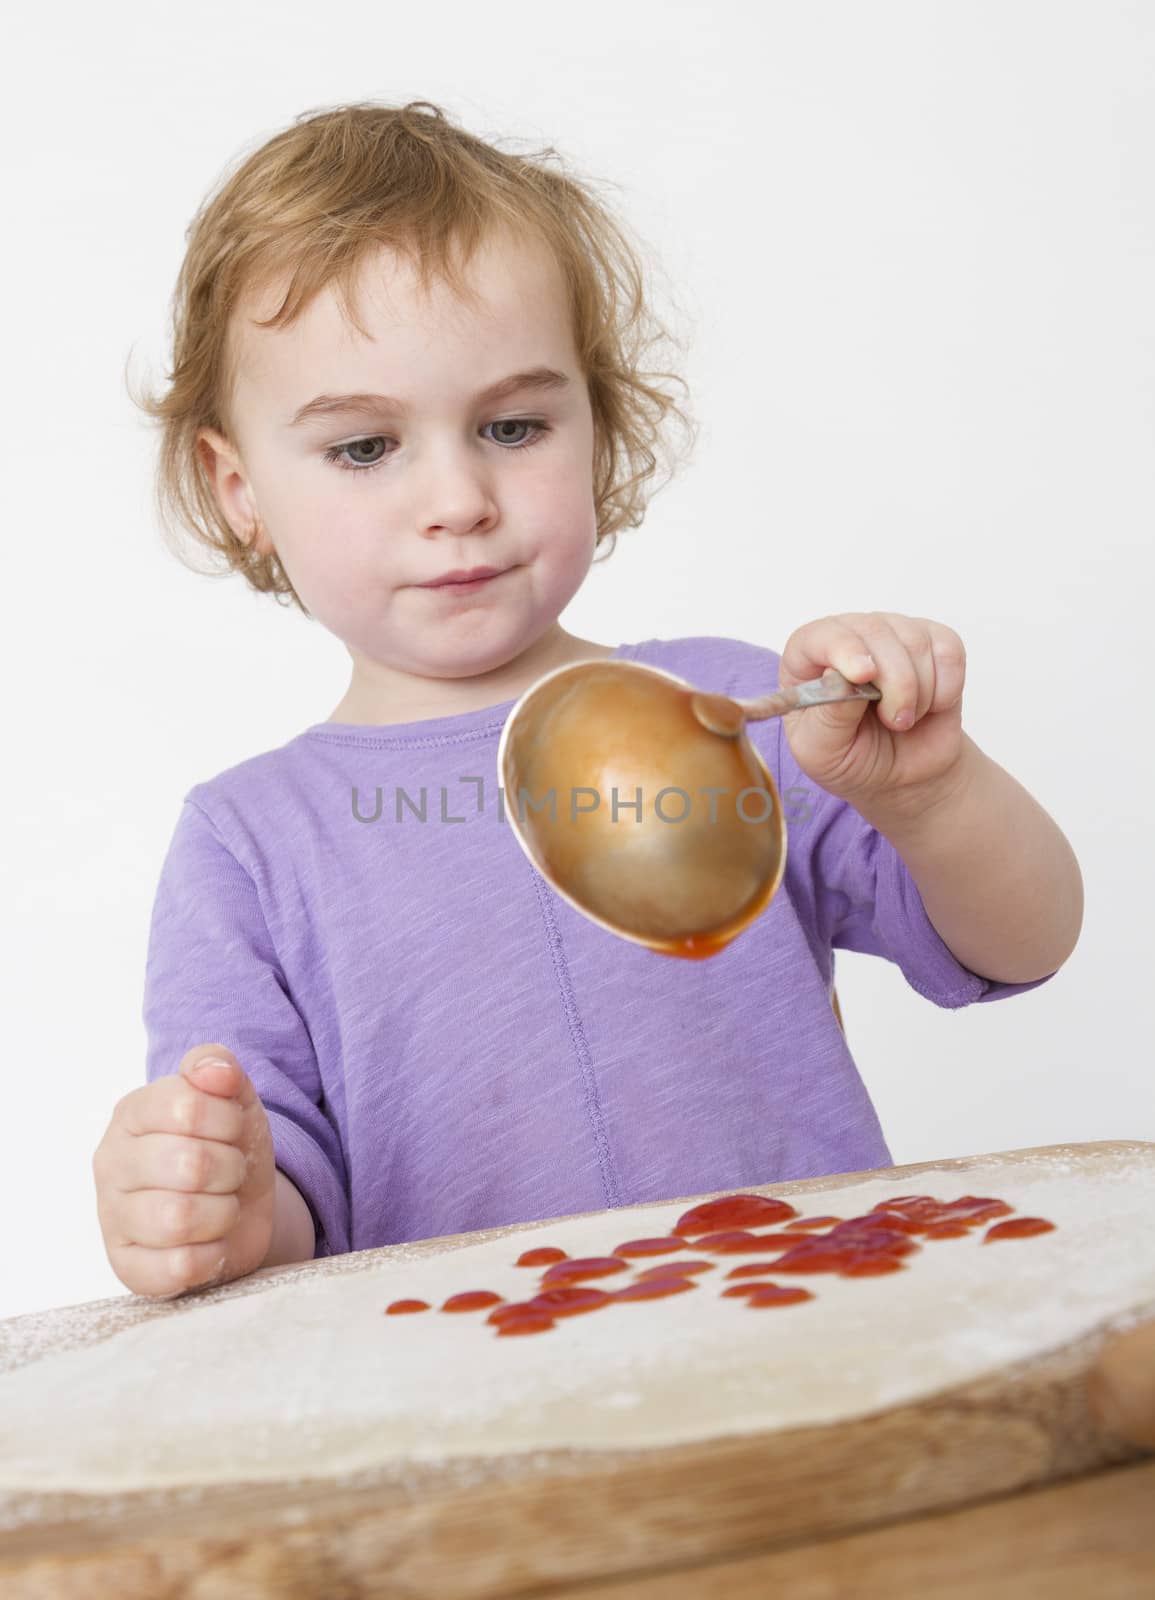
[93,1045,276,1299]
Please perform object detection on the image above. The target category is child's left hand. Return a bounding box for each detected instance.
[777,612,968,818]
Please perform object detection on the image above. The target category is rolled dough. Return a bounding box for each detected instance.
[1,1151,1153,1492]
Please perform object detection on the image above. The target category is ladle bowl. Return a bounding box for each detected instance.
[497,658,881,959]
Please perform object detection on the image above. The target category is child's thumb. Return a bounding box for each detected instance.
[180,1046,244,1097]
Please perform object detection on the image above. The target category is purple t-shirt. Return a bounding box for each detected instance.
[142,635,1055,1258]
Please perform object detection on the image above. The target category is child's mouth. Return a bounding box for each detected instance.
[418,567,511,594]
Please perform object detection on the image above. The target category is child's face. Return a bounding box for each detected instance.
[199,226,599,697]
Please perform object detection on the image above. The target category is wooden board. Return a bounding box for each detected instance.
[573,1459,1155,1599]
[1,1139,1153,1599]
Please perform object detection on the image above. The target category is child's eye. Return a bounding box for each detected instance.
[322,418,552,476]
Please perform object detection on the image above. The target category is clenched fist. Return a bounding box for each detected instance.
[92,1044,277,1299]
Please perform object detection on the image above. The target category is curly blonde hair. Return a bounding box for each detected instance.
[127,99,699,617]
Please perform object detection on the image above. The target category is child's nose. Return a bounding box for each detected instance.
[411,442,500,534]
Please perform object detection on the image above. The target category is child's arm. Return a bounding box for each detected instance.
[776,612,1083,986]
[260,1169,317,1270]
[853,733,1083,983]
[142,798,352,1261]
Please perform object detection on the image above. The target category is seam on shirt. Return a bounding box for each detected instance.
[904,971,985,1007]
[185,795,262,882]
[729,650,784,796]
[303,720,512,752]
[772,680,854,1016]
[774,687,784,785]
[902,964,986,1006]
[530,869,623,1209]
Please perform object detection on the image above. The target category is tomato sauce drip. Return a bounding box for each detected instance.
[694,1230,794,1254]
[673,1194,799,1235]
[613,1277,699,1303]
[984,1217,1056,1241]
[722,1281,815,1307]
[872,1194,1013,1227]
[488,1302,544,1325]
[441,1290,504,1312]
[612,1236,686,1257]
[530,1287,614,1317]
[634,1259,715,1280]
[385,1188,1055,1336]
[843,1256,907,1276]
[515,1246,568,1267]
[744,1284,815,1307]
[540,1256,630,1286]
[495,1314,555,1336]
[769,1224,919,1275]
[710,1232,800,1254]
[663,929,736,960]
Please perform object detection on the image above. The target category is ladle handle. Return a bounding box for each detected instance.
[737,667,882,721]
[689,668,882,737]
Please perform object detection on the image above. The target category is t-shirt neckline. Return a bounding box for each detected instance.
[300,641,641,745]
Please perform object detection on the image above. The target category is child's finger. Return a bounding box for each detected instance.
[178,1045,263,1116]
[779,617,877,687]
[782,614,917,730]
[841,618,924,730]
[881,615,955,724]
[926,621,967,711]
[112,1240,233,1300]
[116,1188,241,1252]
[121,1132,248,1197]
[113,1076,245,1148]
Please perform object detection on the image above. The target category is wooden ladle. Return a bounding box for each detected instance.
[497,659,881,959]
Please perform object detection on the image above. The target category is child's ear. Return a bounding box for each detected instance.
[195,426,266,550]
[195,424,234,480]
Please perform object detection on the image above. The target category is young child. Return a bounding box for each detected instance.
[92,100,1083,1301]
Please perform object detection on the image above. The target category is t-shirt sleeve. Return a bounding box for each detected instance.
[141,798,351,1256]
[775,720,1060,1010]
